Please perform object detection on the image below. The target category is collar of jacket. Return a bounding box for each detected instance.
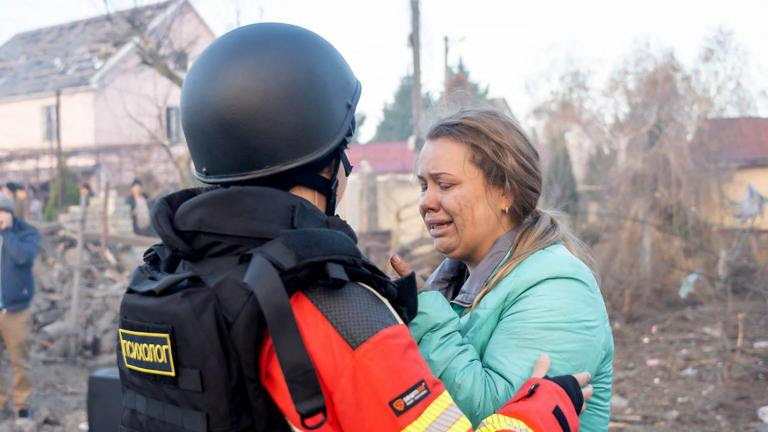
[426,229,517,308]
[151,186,357,261]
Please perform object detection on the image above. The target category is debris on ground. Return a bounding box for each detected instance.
[30,224,148,362]
[612,298,768,431]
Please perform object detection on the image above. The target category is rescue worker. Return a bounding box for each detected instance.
[117,23,589,432]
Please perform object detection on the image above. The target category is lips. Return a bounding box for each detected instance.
[426,220,453,236]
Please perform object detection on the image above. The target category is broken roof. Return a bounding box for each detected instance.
[0,1,173,99]
[693,117,768,167]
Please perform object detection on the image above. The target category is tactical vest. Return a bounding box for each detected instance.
[117,228,416,432]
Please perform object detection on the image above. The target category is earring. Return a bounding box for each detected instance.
[502,207,509,214]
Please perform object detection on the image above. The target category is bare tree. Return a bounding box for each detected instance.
[119,87,190,185]
[103,0,199,186]
[693,29,758,117]
[532,32,764,329]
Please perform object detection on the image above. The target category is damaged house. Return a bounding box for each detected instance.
[0,0,214,190]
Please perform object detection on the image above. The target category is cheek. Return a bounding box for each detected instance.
[453,200,475,226]
[443,193,476,233]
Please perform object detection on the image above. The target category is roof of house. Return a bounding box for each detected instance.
[693,117,768,166]
[0,1,173,99]
[347,141,416,174]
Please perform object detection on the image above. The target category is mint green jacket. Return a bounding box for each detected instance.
[409,244,613,431]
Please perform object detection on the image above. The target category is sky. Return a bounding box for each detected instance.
[1,0,767,141]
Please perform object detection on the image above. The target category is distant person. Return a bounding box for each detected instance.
[1,183,27,221]
[27,187,43,223]
[1,183,14,199]
[80,183,94,207]
[14,186,29,222]
[126,179,153,236]
[0,194,39,423]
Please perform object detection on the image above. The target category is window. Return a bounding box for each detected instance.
[166,106,181,143]
[42,105,57,142]
[173,51,188,72]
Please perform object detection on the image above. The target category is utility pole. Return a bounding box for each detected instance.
[409,0,423,146]
[68,190,88,356]
[444,35,449,92]
[442,35,464,94]
[55,89,64,213]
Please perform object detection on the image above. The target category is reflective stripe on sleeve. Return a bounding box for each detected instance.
[401,390,472,432]
[475,414,534,432]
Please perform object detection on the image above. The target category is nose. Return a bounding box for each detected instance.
[419,186,439,216]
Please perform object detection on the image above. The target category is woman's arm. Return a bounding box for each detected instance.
[410,277,609,426]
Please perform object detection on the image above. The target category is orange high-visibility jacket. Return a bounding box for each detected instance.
[259,283,579,432]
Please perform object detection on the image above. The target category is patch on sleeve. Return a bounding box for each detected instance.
[389,380,430,416]
[118,322,176,377]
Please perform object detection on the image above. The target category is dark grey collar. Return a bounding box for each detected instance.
[425,229,517,307]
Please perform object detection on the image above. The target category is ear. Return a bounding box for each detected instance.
[501,189,514,212]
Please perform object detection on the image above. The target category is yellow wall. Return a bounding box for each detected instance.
[337,172,427,252]
[375,174,427,248]
[709,166,768,230]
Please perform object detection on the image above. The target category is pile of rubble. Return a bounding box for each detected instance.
[30,224,149,362]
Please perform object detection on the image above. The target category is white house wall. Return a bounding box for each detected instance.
[0,89,95,151]
[94,57,180,146]
[0,2,214,154]
[93,3,214,147]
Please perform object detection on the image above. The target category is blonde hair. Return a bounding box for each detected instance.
[425,109,592,307]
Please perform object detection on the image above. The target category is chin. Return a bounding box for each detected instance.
[433,240,455,257]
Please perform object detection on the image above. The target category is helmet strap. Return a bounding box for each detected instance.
[324,152,342,216]
[283,150,342,216]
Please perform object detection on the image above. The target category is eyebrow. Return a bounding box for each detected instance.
[417,172,455,181]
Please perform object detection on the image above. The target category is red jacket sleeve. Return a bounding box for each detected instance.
[476,377,580,432]
[259,286,472,431]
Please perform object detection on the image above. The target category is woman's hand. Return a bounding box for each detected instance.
[390,254,426,290]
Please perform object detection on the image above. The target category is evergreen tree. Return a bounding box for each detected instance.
[372,62,490,144]
[44,162,82,222]
[350,113,367,144]
[438,58,492,111]
[444,59,489,102]
[542,136,579,219]
[371,74,432,143]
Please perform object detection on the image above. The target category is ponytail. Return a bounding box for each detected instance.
[473,209,592,307]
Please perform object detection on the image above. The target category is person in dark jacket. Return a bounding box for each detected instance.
[0,194,39,421]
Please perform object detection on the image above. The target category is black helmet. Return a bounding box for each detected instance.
[181,23,360,213]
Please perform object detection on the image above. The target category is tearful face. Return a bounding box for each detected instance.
[416,138,512,268]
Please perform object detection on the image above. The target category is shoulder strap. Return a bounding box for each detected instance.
[262,228,418,323]
[242,249,328,430]
[240,228,416,429]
